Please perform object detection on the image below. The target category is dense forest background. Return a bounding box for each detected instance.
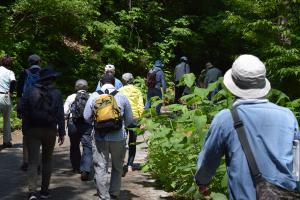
[0,0,299,98]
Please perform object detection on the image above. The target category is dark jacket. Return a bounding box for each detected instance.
[20,82,65,137]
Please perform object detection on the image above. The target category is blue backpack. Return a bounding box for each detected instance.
[23,69,40,93]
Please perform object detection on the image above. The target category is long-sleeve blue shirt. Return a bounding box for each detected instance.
[84,84,133,141]
[195,99,299,200]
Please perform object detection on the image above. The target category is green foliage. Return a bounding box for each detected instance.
[142,77,228,199]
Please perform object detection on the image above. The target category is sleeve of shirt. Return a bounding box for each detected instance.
[9,70,16,81]
[137,89,144,118]
[84,93,96,123]
[115,79,123,90]
[160,71,167,92]
[64,95,74,116]
[194,113,226,186]
[95,81,101,91]
[123,96,133,127]
[56,91,66,137]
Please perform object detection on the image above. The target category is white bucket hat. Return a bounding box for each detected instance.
[223,54,271,99]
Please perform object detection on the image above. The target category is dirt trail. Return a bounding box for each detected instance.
[0,131,173,200]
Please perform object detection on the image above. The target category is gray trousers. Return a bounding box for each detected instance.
[25,127,57,193]
[0,94,12,144]
[93,139,126,200]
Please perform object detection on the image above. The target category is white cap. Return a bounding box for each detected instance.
[105,64,115,72]
[122,73,133,83]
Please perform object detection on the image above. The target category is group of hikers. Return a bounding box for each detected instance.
[0,53,299,200]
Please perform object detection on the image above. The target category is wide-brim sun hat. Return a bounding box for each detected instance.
[223,54,271,99]
[38,68,61,82]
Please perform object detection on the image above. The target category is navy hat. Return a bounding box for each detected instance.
[154,60,163,68]
[38,68,60,82]
[28,54,41,65]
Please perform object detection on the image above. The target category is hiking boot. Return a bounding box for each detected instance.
[72,169,81,174]
[40,190,50,199]
[2,142,13,148]
[128,165,133,172]
[81,171,89,181]
[28,193,38,200]
[110,194,119,200]
[20,163,28,171]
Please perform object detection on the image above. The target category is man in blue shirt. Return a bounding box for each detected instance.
[195,55,299,199]
[84,74,133,200]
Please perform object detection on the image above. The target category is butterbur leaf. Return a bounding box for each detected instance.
[210,192,228,200]
[194,87,209,99]
[179,73,196,87]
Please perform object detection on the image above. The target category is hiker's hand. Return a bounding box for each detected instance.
[140,124,145,130]
[58,136,65,146]
[198,185,210,199]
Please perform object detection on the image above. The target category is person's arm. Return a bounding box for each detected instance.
[137,89,144,118]
[95,81,101,91]
[17,70,26,98]
[194,114,226,187]
[9,70,16,96]
[9,80,16,95]
[56,91,66,139]
[160,72,167,93]
[84,93,96,123]
[123,96,133,127]
[64,94,74,117]
[115,79,123,90]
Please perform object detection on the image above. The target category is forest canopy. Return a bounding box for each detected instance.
[0,0,299,98]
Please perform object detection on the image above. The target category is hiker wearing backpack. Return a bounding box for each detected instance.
[84,73,133,200]
[119,73,144,173]
[20,68,65,200]
[195,55,300,199]
[174,56,190,103]
[95,64,123,91]
[0,56,16,148]
[17,54,42,171]
[64,79,93,181]
[145,60,166,115]
[204,62,222,100]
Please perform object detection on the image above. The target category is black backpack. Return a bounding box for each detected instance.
[29,85,57,126]
[146,70,157,88]
[70,91,90,123]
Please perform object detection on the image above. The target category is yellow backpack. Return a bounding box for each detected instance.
[93,90,122,134]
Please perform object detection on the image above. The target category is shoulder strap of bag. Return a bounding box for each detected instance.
[110,90,118,96]
[97,90,104,95]
[231,107,263,183]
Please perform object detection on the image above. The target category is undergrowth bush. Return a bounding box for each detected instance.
[140,73,300,200]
